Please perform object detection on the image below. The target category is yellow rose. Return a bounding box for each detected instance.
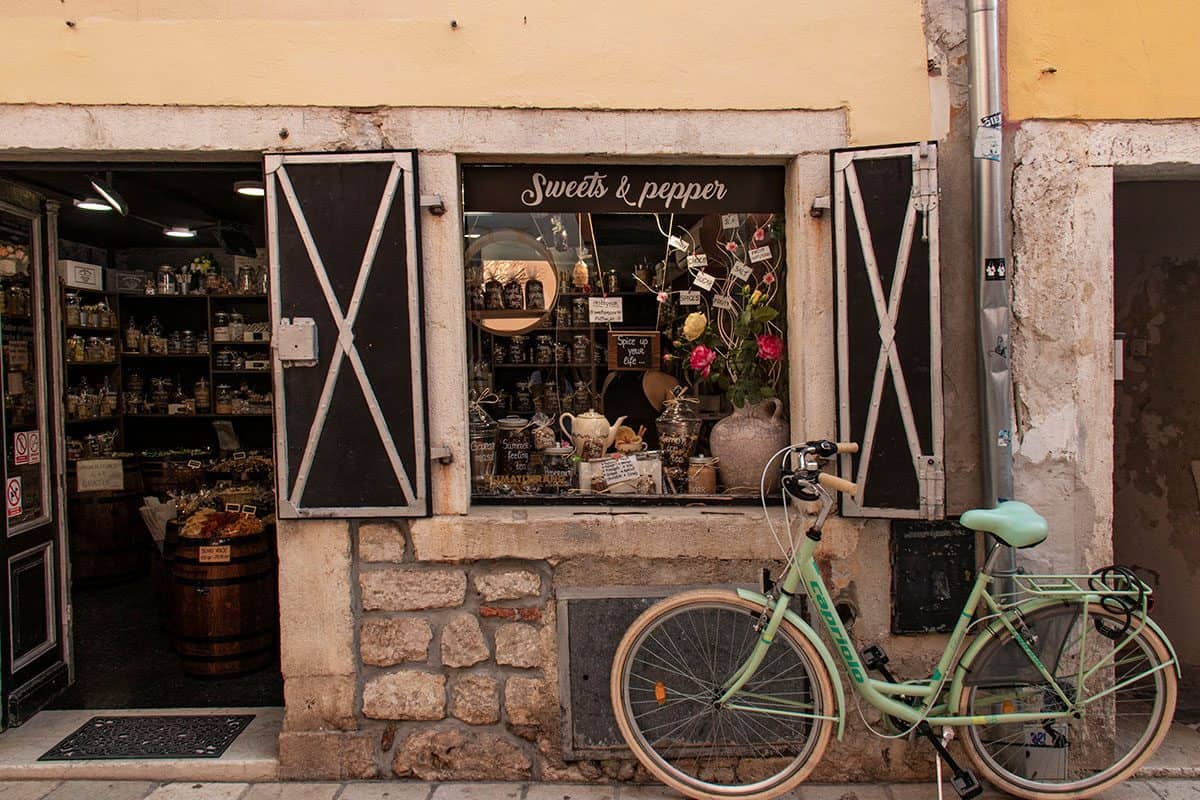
[749,289,763,306]
[682,312,708,341]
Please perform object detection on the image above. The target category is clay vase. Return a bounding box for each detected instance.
[709,398,788,494]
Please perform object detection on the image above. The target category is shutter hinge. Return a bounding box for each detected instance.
[420,194,446,216]
[918,455,945,520]
[810,195,831,218]
[429,445,454,465]
[913,145,938,242]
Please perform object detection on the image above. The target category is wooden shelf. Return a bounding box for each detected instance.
[213,369,271,375]
[66,415,120,425]
[67,360,119,367]
[126,413,272,420]
[119,294,209,301]
[468,309,547,320]
[121,353,209,360]
[211,340,271,347]
[209,293,268,301]
[66,325,120,333]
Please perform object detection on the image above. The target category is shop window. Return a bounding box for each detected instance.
[462,164,788,504]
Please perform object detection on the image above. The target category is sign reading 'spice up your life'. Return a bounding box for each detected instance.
[463,164,784,214]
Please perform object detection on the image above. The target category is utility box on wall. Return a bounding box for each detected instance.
[890,520,976,634]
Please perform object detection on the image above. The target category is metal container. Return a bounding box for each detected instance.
[572,297,589,327]
[572,334,590,365]
[484,278,505,310]
[525,277,545,310]
[534,335,553,365]
[156,265,177,295]
[503,278,525,310]
[508,335,528,364]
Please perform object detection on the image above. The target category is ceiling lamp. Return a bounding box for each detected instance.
[73,197,112,212]
[234,180,265,198]
[163,226,197,239]
[88,174,129,217]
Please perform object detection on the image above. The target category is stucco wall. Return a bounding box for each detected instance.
[2,0,931,146]
[1007,0,1200,122]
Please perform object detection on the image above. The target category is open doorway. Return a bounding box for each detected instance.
[1114,178,1200,718]
[0,163,282,721]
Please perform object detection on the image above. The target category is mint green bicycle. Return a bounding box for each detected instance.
[611,440,1178,800]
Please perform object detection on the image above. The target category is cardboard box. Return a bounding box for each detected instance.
[59,259,104,291]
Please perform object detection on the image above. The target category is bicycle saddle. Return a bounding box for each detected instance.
[960,501,1048,548]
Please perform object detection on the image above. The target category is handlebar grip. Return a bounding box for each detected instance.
[818,472,859,496]
[836,442,860,454]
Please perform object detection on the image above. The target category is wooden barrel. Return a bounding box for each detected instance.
[67,462,148,585]
[170,528,277,677]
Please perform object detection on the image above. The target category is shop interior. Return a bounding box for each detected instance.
[0,163,282,709]
[464,202,789,502]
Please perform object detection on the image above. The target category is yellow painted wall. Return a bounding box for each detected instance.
[1008,0,1200,121]
[1,0,931,145]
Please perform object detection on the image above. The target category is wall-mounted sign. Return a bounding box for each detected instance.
[76,458,124,493]
[463,164,784,214]
[5,477,21,518]
[588,297,624,323]
[607,331,661,372]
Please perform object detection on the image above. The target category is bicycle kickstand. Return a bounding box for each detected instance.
[916,722,983,799]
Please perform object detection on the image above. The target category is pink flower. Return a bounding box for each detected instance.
[756,334,784,361]
[762,272,776,285]
[689,345,717,378]
[657,291,669,304]
[754,228,766,242]
[724,241,739,252]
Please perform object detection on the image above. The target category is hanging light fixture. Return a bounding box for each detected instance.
[163,226,197,239]
[233,180,265,197]
[73,197,112,212]
[88,173,129,216]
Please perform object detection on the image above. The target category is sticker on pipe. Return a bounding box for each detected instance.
[975,112,1002,162]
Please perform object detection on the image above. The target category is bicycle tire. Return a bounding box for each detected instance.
[956,602,1176,799]
[610,589,835,800]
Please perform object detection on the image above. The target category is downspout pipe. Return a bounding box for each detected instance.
[968,0,1018,574]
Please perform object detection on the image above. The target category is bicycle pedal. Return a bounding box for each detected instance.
[860,644,889,670]
[951,769,983,799]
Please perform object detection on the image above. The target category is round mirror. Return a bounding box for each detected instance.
[465,229,560,336]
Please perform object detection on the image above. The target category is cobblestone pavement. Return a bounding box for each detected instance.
[1,780,1198,800]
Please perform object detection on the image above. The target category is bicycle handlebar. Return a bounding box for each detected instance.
[836,442,859,454]
[818,472,858,496]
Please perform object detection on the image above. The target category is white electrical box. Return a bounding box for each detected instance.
[276,318,318,366]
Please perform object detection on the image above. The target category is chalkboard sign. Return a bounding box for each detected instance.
[606,331,661,372]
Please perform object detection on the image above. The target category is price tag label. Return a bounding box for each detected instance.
[187,459,203,469]
[731,261,753,282]
[721,213,740,229]
[749,245,773,264]
[679,291,701,306]
[199,545,232,564]
[233,451,247,460]
[242,504,258,517]
[588,296,624,323]
[667,235,690,252]
[713,295,734,310]
[692,271,716,291]
[225,502,243,513]
[600,455,641,485]
[686,253,708,269]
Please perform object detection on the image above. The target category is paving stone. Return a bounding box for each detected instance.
[144,785,249,800]
[524,785,617,800]
[0,784,62,800]
[428,784,522,800]
[1146,781,1200,799]
[240,783,341,800]
[797,784,889,800]
[441,613,489,668]
[615,787,682,799]
[43,783,155,800]
[338,784,432,800]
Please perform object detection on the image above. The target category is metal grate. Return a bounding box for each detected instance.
[39,714,254,760]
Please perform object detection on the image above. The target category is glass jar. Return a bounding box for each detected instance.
[126,370,144,398]
[231,350,246,370]
[540,445,575,493]
[534,335,553,365]
[687,455,718,494]
[572,297,589,328]
[99,300,115,328]
[194,377,211,412]
[466,265,486,311]
[554,303,572,329]
[525,276,545,310]
[491,342,506,365]
[150,377,170,411]
[572,334,590,365]
[604,269,620,294]
[125,316,141,353]
[180,330,196,354]
[508,335,528,364]
[215,348,234,370]
[503,278,525,310]
[102,337,116,362]
[572,382,591,415]
[167,331,182,355]
[197,332,209,354]
[495,416,531,477]
[214,384,234,414]
[213,311,230,342]
[656,393,702,492]
[85,336,104,362]
[468,400,498,492]
[65,293,81,327]
[514,382,534,415]
[483,278,504,310]
[66,334,85,363]
[157,265,177,296]
[635,261,653,292]
[237,264,256,294]
[228,311,246,342]
[554,340,571,364]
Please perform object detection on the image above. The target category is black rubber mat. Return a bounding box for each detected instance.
[39,714,254,760]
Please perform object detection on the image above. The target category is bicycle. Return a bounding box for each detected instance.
[610,440,1178,800]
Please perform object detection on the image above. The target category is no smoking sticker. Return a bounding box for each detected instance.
[13,431,28,466]
[6,477,21,518]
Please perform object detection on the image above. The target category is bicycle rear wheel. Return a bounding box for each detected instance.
[957,602,1176,799]
[610,590,834,800]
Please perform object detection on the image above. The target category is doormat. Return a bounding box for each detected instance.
[39,714,255,760]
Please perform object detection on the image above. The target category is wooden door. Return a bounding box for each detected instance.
[0,183,68,727]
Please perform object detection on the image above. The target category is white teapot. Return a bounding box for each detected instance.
[559,408,628,452]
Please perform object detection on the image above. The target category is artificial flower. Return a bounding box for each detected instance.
[762,272,776,285]
[689,345,717,377]
[756,334,785,361]
[657,291,669,304]
[725,241,739,252]
[682,312,708,341]
[754,228,766,242]
[749,289,763,306]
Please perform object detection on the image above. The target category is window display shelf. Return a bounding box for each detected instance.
[66,416,120,425]
[212,369,271,375]
[66,325,120,333]
[211,340,270,347]
[67,360,119,367]
[122,353,209,359]
[469,309,548,320]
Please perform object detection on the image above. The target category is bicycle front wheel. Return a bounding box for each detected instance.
[610,590,834,800]
[957,602,1177,799]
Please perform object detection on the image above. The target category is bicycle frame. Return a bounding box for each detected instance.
[717,520,1177,730]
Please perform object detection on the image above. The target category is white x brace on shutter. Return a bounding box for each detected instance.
[833,143,944,519]
[267,151,429,518]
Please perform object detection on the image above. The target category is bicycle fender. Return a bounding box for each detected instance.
[737,587,846,739]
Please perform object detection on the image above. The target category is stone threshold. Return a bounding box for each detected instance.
[0,707,281,782]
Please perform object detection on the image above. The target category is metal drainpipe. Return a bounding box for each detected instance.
[968,0,1018,580]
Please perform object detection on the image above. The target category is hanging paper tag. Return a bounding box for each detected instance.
[679,291,701,306]
[731,262,752,282]
[692,271,716,291]
[713,295,734,310]
[588,296,624,323]
[233,451,247,460]
[721,213,740,229]
[601,455,641,485]
[686,253,708,269]
[749,245,772,264]
[187,459,203,469]
[667,235,690,252]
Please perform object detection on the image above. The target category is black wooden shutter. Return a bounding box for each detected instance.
[832,144,944,519]
[266,152,429,517]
